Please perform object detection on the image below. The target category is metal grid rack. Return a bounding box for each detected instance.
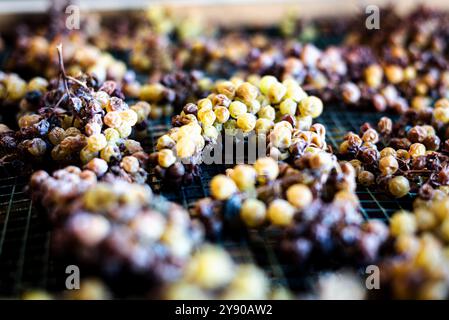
[0,105,414,297]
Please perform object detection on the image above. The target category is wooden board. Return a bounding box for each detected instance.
[1,0,449,30]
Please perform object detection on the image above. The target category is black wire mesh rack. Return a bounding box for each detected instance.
[0,105,415,297]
